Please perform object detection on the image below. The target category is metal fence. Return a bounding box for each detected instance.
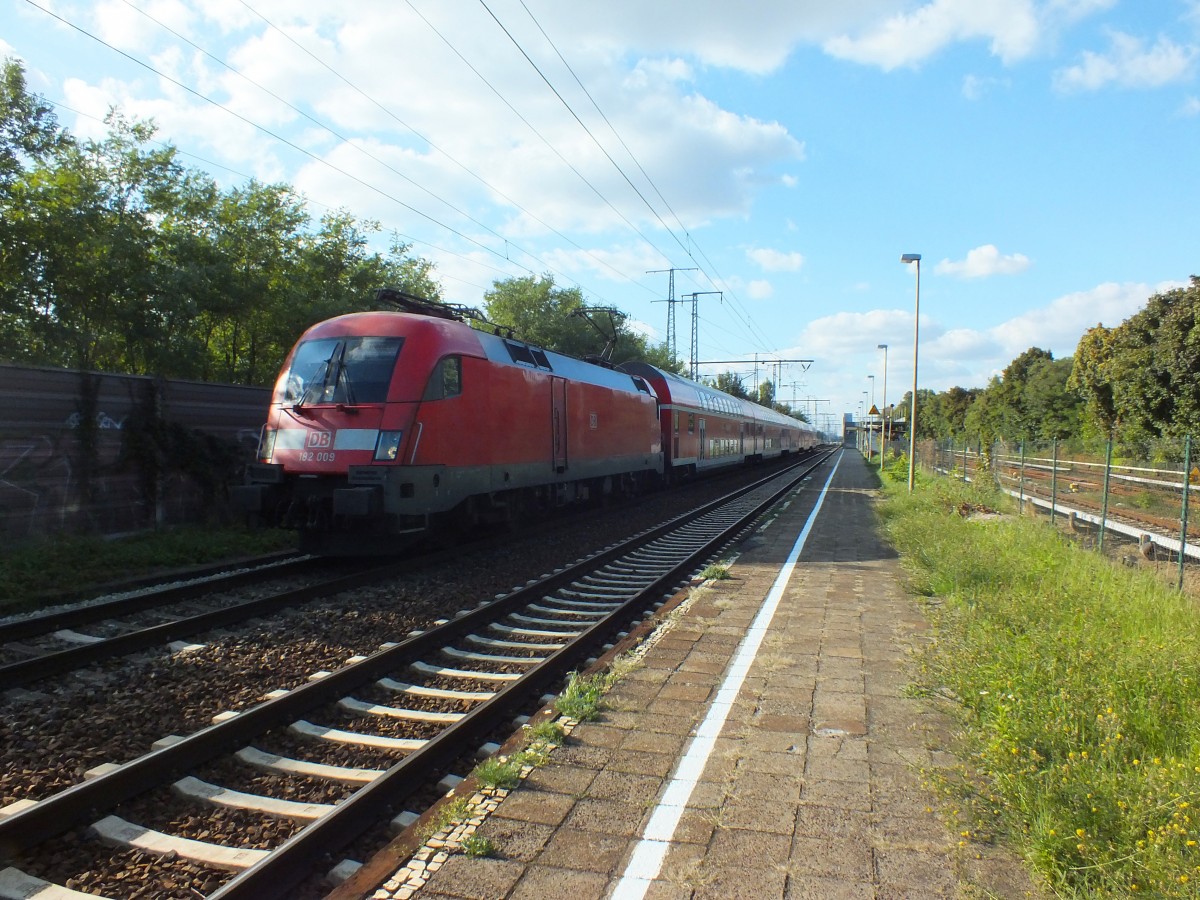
[924,436,1199,589]
[0,364,270,545]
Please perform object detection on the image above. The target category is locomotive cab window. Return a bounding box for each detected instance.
[422,355,463,401]
[283,336,402,405]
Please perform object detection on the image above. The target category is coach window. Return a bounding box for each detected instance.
[673,411,679,434]
[688,413,695,435]
[422,356,462,400]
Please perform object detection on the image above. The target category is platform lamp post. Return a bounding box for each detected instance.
[901,253,921,492]
[878,344,888,473]
[867,375,875,459]
[861,391,868,455]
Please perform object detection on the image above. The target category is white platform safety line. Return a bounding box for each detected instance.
[611,451,843,900]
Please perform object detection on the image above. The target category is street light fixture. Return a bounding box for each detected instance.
[878,344,888,473]
[901,253,921,492]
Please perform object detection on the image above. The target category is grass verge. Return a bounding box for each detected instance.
[881,474,1200,897]
[0,526,297,611]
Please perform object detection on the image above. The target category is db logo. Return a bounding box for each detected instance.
[307,431,332,449]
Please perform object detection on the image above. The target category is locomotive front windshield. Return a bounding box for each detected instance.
[283,336,403,405]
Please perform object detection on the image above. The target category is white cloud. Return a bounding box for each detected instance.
[823,0,1041,70]
[800,308,926,357]
[1054,31,1198,92]
[962,74,1009,100]
[790,281,1175,410]
[1180,96,1200,116]
[747,279,774,299]
[747,247,805,271]
[936,245,1031,278]
[1046,0,1118,18]
[540,243,674,285]
[988,280,1182,358]
[521,1,901,76]
[71,3,806,239]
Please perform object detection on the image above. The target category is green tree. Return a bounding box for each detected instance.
[711,372,749,399]
[1083,276,1200,449]
[1,112,183,370]
[482,273,681,372]
[482,275,598,357]
[0,58,66,186]
[1068,324,1118,439]
[939,386,979,438]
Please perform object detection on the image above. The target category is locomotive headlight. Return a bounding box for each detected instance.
[374,430,404,461]
[258,428,277,462]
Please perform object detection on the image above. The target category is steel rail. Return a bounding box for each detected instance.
[211,449,836,899]
[0,555,318,644]
[0,448,837,893]
[0,559,409,690]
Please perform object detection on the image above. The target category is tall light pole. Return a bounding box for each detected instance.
[867,375,876,459]
[878,344,888,473]
[861,391,868,454]
[901,253,921,492]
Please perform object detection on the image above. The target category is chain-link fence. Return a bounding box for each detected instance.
[923,436,1199,590]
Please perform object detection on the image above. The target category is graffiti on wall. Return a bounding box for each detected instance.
[0,366,270,543]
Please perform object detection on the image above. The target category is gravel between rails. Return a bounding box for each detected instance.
[0,475,754,808]
[1,469,792,898]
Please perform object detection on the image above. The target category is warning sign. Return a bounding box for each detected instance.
[868,405,880,416]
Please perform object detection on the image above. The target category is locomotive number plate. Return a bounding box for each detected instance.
[299,451,337,462]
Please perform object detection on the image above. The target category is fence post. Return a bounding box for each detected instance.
[1050,439,1058,525]
[1019,441,1026,514]
[1099,438,1113,553]
[1180,434,1192,591]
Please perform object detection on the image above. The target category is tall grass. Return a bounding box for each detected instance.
[882,476,1200,897]
[0,526,296,610]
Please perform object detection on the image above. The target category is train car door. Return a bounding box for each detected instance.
[551,377,568,473]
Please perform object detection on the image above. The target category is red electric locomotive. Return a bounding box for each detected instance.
[236,294,663,554]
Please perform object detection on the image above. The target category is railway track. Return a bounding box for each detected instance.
[0,461,810,692]
[0,556,388,690]
[0,449,835,899]
[935,449,1200,559]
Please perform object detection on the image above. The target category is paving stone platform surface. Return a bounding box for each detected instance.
[365,451,1043,900]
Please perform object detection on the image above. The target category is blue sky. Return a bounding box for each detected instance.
[4,0,1199,434]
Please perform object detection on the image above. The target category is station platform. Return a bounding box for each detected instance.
[340,451,1040,900]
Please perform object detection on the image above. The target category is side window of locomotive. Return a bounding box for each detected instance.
[422,356,462,401]
[688,413,695,435]
[443,356,462,397]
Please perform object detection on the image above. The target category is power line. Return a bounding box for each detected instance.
[479,0,692,262]
[20,0,533,287]
[515,0,694,256]
[403,0,679,275]
[495,0,778,357]
[232,0,652,301]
